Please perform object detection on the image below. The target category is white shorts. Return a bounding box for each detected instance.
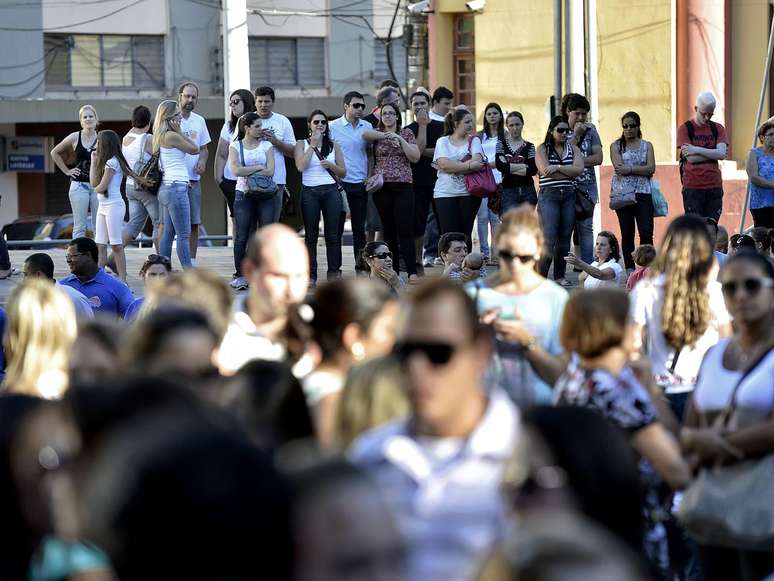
[95,202,125,245]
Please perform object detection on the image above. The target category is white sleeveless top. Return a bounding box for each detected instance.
[302,141,336,187]
[229,140,273,193]
[160,145,189,184]
[122,132,150,188]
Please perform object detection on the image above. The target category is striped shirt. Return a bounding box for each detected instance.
[538,142,575,189]
[351,390,520,581]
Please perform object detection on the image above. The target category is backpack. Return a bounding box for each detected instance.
[679,120,718,184]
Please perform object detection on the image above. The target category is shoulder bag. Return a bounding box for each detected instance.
[651,178,669,217]
[574,185,595,220]
[462,136,498,198]
[240,141,278,201]
[136,134,162,196]
[311,142,349,212]
[678,346,774,550]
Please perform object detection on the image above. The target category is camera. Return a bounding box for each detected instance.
[407,0,430,14]
[465,0,485,11]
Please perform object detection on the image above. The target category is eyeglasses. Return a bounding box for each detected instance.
[622,124,639,129]
[721,278,774,297]
[554,127,568,134]
[146,254,171,265]
[393,341,457,367]
[369,251,392,260]
[311,120,328,125]
[65,252,87,261]
[498,250,534,264]
[229,99,242,106]
[350,103,366,110]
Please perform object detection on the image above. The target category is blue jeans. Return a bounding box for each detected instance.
[575,181,598,263]
[423,205,440,260]
[69,181,99,239]
[502,184,538,214]
[233,190,277,275]
[477,198,501,258]
[538,185,576,280]
[159,181,192,269]
[301,184,343,281]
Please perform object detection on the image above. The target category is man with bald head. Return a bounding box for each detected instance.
[218,223,310,374]
[677,91,728,221]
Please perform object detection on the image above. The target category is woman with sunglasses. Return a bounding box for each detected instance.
[295,110,346,284]
[681,250,774,580]
[610,112,656,271]
[473,205,569,408]
[215,89,256,235]
[535,116,584,287]
[124,254,172,321]
[630,214,733,421]
[356,241,404,295]
[363,102,421,283]
[153,100,200,269]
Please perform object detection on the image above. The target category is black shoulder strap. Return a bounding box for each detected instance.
[709,120,719,145]
[685,120,695,143]
[669,347,682,374]
[722,344,774,427]
[239,140,245,166]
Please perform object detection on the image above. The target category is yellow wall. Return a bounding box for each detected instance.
[595,0,672,162]
[473,0,555,142]
[731,0,770,165]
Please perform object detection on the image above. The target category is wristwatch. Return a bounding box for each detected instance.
[522,336,538,351]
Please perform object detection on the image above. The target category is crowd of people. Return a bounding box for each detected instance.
[0,80,767,581]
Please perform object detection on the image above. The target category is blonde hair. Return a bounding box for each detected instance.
[654,215,714,349]
[152,100,178,153]
[78,104,98,124]
[3,280,77,398]
[333,356,408,451]
[490,204,544,283]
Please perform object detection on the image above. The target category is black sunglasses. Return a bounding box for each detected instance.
[370,251,392,260]
[393,341,456,367]
[350,103,366,110]
[554,127,568,134]
[721,278,774,297]
[229,99,242,106]
[311,119,328,125]
[147,254,171,265]
[622,123,639,129]
[498,250,534,264]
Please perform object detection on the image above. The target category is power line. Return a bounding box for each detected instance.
[0,0,147,31]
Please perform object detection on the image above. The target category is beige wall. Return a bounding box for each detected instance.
[730,0,770,164]
[473,0,554,140]
[43,0,168,34]
[595,0,673,162]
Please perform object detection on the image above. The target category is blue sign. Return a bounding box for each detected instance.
[4,137,54,173]
[8,153,46,171]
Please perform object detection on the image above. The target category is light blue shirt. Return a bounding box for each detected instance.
[56,281,94,319]
[329,115,370,183]
[60,268,134,318]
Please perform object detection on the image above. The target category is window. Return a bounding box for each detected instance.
[249,37,326,88]
[374,37,407,88]
[453,14,475,116]
[43,34,164,89]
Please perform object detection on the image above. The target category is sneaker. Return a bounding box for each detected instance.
[422,257,435,268]
[433,257,443,266]
[556,278,574,288]
[229,276,248,290]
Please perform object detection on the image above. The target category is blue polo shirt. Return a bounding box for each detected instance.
[60,268,134,318]
[329,115,370,183]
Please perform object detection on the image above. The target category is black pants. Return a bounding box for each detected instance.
[413,183,436,239]
[616,192,655,270]
[218,178,236,218]
[0,235,9,271]
[340,182,368,269]
[698,544,774,581]
[752,206,774,229]
[435,195,480,245]
[682,186,723,221]
[373,182,416,276]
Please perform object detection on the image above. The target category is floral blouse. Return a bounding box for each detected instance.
[373,128,416,184]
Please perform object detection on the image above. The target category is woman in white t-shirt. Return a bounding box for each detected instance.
[433,108,485,243]
[89,130,144,281]
[681,250,774,577]
[565,230,624,289]
[629,214,733,420]
[227,112,275,291]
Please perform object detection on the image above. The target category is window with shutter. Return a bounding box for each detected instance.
[373,38,407,88]
[249,37,326,88]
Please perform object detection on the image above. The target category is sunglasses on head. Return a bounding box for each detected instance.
[498,250,534,264]
[350,103,366,110]
[721,278,774,297]
[393,340,457,367]
[554,127,568,134]
[146,254,171,265]
[370,251,392,260]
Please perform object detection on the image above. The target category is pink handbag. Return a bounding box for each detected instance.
[462,136,498,198]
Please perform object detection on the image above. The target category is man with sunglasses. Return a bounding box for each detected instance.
[677,91,728,221]
[60,237,134,319]
[330,91,372,272]
[352,280,519,581]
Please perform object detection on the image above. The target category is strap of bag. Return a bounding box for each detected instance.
[239,140,246,167]
[669,347,682,374]
[310,142,342,185]
[719,343,774,428]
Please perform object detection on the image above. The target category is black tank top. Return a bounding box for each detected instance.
[73,130,96,182]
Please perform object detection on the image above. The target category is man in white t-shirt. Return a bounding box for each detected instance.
[254,86,297,222]
[352,280,519,581]
[178,82,211,263]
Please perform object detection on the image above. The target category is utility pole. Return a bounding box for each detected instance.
[221,0,251,117]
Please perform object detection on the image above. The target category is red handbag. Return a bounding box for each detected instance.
[462,136,498,198]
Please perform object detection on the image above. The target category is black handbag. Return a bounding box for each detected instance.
[574,185,595,220]
[137,151,162,196]
[240,141,278,201]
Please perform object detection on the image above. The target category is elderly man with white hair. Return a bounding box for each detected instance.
[676,91,728,221]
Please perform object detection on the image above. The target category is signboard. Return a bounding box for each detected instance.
[4,136,54,173]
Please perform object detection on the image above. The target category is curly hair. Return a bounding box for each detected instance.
[653,215,715,349]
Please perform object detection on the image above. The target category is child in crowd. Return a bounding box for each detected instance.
[462,252,485,275]
[626,244,655,291]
